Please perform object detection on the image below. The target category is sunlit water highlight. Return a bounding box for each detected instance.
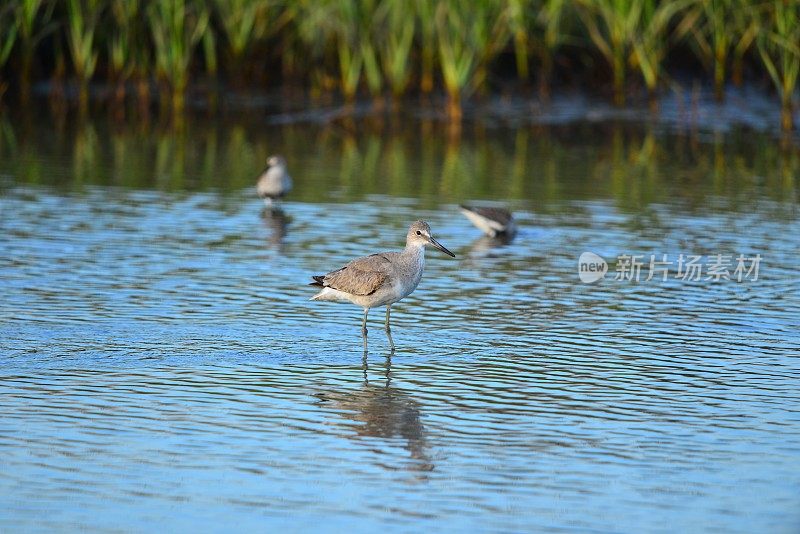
[1,114,799,532]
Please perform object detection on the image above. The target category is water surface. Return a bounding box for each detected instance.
[1,112,799,532]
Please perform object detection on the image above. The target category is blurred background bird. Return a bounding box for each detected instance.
[256,155,293,207]
[459,205,516,238]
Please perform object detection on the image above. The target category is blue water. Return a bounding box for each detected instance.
[1,116,799,532]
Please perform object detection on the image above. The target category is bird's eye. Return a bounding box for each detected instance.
[416,231,421,236]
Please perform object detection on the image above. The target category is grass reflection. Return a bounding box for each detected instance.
[0,113,796,213]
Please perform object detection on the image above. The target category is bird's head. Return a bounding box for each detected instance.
[407,220,455,257]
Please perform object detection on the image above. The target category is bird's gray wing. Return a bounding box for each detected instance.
[322,254,392,296]
[470,206,513,226]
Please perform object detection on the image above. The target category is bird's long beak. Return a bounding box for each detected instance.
[429,236,456,257]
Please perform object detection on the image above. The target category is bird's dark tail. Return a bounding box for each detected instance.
[309,275,325,287]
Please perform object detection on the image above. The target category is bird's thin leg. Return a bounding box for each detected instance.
[385,305,395,351]
[263,197,273,208]
[362,308,369,336]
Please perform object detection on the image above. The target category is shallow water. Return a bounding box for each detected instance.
[1,111,799,532]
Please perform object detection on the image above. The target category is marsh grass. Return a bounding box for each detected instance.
[679,0,759,100]
[377,0,415,101]
[535,0,571,98]
[297,0,375,102]
[435,0,507,118]
[415,0,437,94]
[629,0,689,103]
[147,0,210,114]
[65,0,101,113]
[212,0,270,85]
[13,0,56,104]
[577,0,647,106]
[757,0,800,130]
[107,1,139,108]
[0,0,798,129]
[0,4,18,102]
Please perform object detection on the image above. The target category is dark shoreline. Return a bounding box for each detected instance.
[6,80,798,147]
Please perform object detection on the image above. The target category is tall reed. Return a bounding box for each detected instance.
[377,0,415,100]
[106,0,139,106]
[505,0,532,81]
[1,0,799,132]
[212,0,267,84]
[297,0,377,102]
[269,3,304,83]
[65,0,102,112]
[757,0,800,130]
[679,0,758,100]
[0,3,18,102]
[147,0,210,113]
[630,0,688,100]
[14,0,56,103]
[533,0,572,98]
[469,0,510,96]
[360,1,383,99]
[729,5,759,86]
[577,0,641,106]
[435,0,508,118]
[415,0,437,94]
[435,0,476,117]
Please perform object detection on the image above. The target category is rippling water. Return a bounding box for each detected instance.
[1,113,799,532]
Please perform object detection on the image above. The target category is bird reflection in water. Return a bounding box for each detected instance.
[467,231,515,259]
[317,351,434,475]
[260,207,290,249]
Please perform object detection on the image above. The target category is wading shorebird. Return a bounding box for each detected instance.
[459,205,516,238]
[310,221,455,347]
[256,155,293,207]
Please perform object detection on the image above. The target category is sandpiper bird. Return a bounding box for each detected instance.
[310,221,455,346]
[459,205,516,237]
[256,155,293,207]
